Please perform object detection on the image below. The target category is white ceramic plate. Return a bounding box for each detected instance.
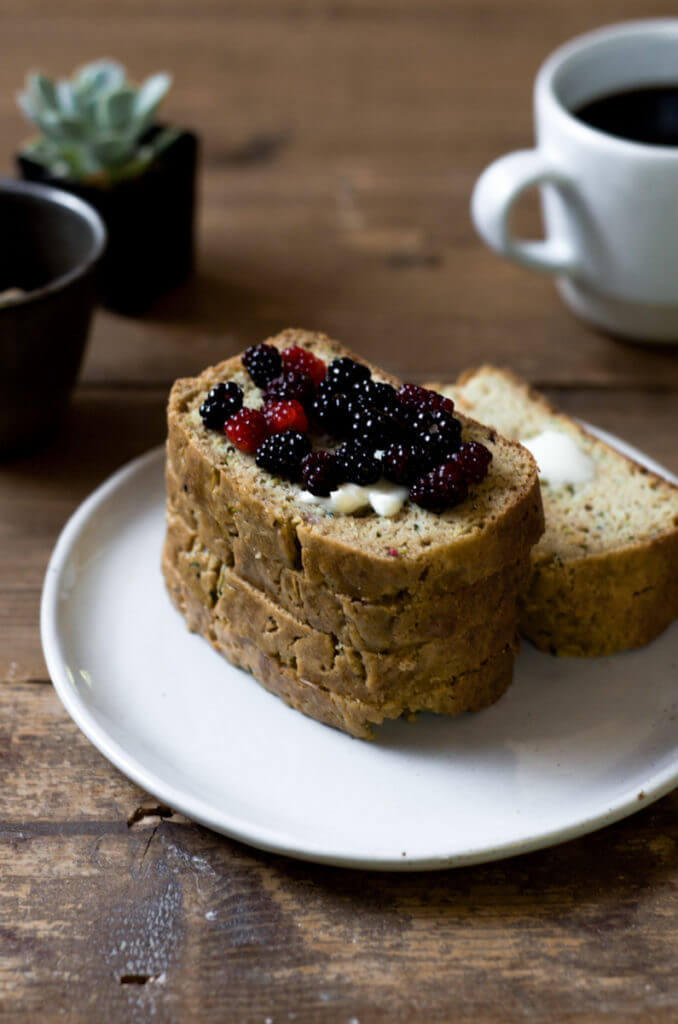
[41,428,678,870]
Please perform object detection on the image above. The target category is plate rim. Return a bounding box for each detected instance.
[40,428,678,871]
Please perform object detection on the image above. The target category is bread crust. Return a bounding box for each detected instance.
[163,556,515,739]
[166,472,531,651]
[519,541,678,656]
[163,508,520,701]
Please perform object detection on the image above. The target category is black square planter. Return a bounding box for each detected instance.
[17,127,198,315]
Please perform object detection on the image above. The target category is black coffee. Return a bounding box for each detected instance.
[574,86,678,146]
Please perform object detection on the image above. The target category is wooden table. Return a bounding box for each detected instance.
[2,2,678,1020]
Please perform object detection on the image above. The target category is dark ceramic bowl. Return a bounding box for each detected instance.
[0,179,106,456]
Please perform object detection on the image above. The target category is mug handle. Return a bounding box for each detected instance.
[471,149,581,275]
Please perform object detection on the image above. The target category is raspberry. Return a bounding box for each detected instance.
[396,383,455,415]
[382,441,428,485]
[451,440,493,483]
[242,344,282,388]
[409,461,468,512]
[255,430,312,480]
[199,381,243,430]
[300,450,343,496]
[324,357,371,392]
[262,370,315,408]
[281,345,327,387]
[262,399,309,434]
[334,441,381,486]
[225,408,268,454]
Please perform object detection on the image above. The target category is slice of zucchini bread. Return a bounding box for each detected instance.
[436,366,678,656]
[163,331,543,735]
[167,331,543,600]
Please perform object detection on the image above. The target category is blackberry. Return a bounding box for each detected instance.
[396,383,455,415]
[418,430,456,466]
[413,408,462,466]
[262,370,315,408]
[396,383,437,410]
[350,379,399,415]
[452,440,493,483]
[334,441,381,486]
[391,402,418,437]
[255,430,312,481]
[409,475,445,512]
[301,450,343,496]
[349,408,400,448]
[411,407,462,444]
[310,390,352,437]
[199,382,243,430]
[242,343,282,388]
[434,460,468,504]
[315,376,339,400]
[382,441,428,485]
[324,357,371,391]
[409,461,468,512]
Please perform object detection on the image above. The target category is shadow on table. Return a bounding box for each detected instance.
[173,786,677,924]
[128,266,340,347]
[0,387,167,492]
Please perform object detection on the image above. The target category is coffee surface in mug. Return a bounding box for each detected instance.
[574,86,678,146]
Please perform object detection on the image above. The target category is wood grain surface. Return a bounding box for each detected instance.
[1,1,678,1021]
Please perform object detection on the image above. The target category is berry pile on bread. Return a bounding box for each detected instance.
[162,330,544,737]
[201,343,490,511]
[436,366,678,657]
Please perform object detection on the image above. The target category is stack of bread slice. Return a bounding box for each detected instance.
[162,330,544,737]
[435,366,678,657]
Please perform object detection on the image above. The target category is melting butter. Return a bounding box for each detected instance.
[298,479,408,517]
[520,429,595,487]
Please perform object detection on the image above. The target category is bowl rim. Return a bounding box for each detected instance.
[0,177,107,307]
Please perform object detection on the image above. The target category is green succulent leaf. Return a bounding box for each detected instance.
[91,135,135,167]
[134,72,172,125]
[37,111,88,142]
[22,137,58,166]
[16,91,38,123]
[55,80,77,115]
[147,126,181,157]
[16,58,175,183]
[95,86,137,133]
[75,59,125,97]
[27,73,58,113]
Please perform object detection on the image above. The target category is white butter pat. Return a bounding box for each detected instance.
[367,481,408,517]
[330,483,371,514]
[297,483,369,514]
[520,429,595,487]
[298,479,408,517]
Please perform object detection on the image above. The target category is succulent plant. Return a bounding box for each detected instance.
[17,59,179,185]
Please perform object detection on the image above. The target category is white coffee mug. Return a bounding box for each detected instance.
[472,19,678,344]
